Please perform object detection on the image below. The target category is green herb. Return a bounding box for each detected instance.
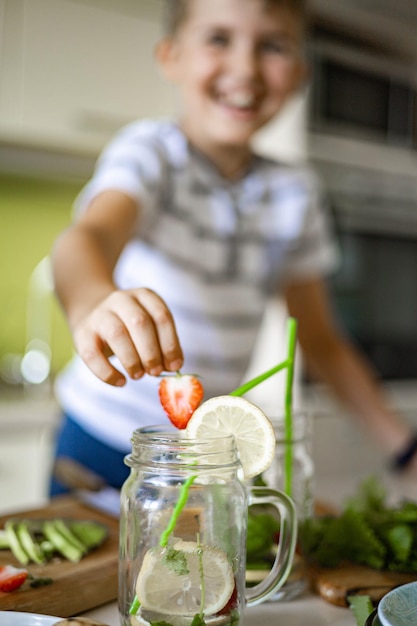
[348,595,374,626]
[301,476,417,571]
[246,510,279,561]
[229,609,240,626]
[29,576,54,588]
[162,547,189,575]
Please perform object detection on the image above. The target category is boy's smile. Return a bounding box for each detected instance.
[157,0,306,177]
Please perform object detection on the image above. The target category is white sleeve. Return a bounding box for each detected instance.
[73,120,167,230]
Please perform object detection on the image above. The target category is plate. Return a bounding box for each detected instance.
[0,612,59,626]
[365,609,383,626]
[364,609,381,626]
[378,581,417,626]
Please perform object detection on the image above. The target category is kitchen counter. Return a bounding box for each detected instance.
[80,470,417,626]
[0,388,417,626]
[0,471,414,623]
[82,593,356,625]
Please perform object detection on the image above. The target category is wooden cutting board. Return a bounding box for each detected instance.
[307,502,417,607]
[0,496,119,617]
[308,561,417,607]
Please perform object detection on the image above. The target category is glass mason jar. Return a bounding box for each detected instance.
[119,425,297,626]
[246,412,314,601]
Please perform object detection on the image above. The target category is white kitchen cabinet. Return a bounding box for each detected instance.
[0,0,177,155]
[0,0,308,170]
[0,1,6,67]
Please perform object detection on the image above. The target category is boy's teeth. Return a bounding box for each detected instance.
[225,93,255,108]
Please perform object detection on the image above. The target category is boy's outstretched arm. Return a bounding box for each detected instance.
[284,276,417,470]
[52,189,183,386]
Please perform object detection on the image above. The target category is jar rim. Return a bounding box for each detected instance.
[131,424,237,445]
[127,424,240,470]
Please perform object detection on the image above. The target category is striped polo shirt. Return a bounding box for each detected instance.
[55,119,339,451]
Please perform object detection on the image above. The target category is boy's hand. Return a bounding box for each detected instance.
[72,287,184,386]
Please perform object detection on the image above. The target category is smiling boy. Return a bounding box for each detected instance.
[157,0,307,178]
[50,0,417,494]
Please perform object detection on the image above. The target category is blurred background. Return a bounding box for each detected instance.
[1,0,417,513]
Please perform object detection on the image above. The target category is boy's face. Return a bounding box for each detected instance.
[157,0,306,152]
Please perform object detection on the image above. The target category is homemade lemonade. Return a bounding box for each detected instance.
[119,396,297,626]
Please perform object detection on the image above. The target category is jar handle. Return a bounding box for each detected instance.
[245,486,297,606]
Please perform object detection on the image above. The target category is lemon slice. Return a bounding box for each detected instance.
[186,395,275,479]
[136,539,234,617]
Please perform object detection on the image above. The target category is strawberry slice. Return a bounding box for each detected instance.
[0,565,28,592]
[158,373,204,429]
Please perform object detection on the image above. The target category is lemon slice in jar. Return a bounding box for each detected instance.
[185,395,275,479]
[136,539,234,617]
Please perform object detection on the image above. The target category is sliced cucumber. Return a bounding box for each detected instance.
[4,520,30,565]
[69,520,108,550]
[42,520,85,563]
[16,520,46,565]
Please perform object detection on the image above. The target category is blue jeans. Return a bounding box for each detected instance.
[49,413,130,496]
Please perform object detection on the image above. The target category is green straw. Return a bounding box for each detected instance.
[230,359,289,397]
[129,596,140,615]
[284,317,297,497]
[230,318,298,496]
[130,473,197,615]
[159,474,197,547]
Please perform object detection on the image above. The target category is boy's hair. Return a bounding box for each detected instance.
[163,0,307,36]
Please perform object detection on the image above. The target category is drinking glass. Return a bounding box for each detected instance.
[119,425,297,626]
[246,412,314,601]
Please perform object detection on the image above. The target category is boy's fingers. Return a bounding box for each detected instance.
[73,288,183,383]
[97,311,147,380]
[133,288,184,372]
[75,331,127,386]
[107,298,165,377]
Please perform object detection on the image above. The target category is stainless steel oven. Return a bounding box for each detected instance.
[309,40,417,149]
[307,40,417,179]
[317,161,417,381]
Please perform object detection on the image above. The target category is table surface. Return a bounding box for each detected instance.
[81,469,417,626]
[82,592,356,625]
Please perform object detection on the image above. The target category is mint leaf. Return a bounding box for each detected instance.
[386,524,413,563]
[163,547,189,575]
[341,508,386,569]
[348,595,374,626]
[299,516,345,567]
[190,614,206,626]
[301,476,417,572]
[246,510,279,560]
[346,476,386,513]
